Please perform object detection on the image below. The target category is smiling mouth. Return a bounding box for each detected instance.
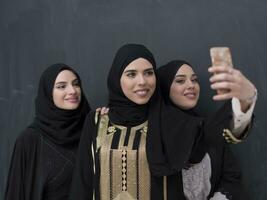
[65,98,79,103]
[135,89,149,97]
[184,93,196,99]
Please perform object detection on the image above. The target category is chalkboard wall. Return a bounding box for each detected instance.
[1,0,266,199]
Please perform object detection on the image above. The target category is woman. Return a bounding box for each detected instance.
[69,43,171,200]
[148,60,255,199]
[5,63,91,200]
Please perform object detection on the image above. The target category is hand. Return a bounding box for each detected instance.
[208,66,256,111]
[96,107,109,116]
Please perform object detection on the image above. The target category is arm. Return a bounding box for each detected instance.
[211,145,249,200]
[209,66,257,141]
[5,136,27,200]
[69,112,96,200]
[5,131,40,200]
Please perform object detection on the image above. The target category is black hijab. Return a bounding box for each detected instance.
[107,44,156,126]
[30,63,91,146]
[147,59,237,178]
[147,60,204,176]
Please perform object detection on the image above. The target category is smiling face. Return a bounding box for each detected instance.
[52,70,81,110]
[169,64,200,110]
[120,58,156,105]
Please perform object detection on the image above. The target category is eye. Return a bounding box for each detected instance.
[175,79,185,84]
[144,70,154,76]
[126,72,136,78]
[72,79,80,87]
[55,84,66,89]
[191,78,198,83]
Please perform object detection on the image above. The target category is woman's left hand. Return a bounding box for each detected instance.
[96,107,109,115]
[208,66,256,111]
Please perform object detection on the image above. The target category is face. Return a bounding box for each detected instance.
[120,58,156,105]
[53,70,81,110]
[169,64,200,110]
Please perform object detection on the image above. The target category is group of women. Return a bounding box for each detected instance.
[5,44,256,200]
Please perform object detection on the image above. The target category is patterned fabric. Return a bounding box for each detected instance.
[182,153,212,200]
[96,115,150,200]
[210,192,228,200]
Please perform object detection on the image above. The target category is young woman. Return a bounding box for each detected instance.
[5,63,91,200]
[69,44,172,200]
[147,60,255,199]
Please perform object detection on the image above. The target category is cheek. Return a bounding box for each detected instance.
[52,90,64,106]
[148,76,156,90]
[169,86,183,105]
[120,78,132,96]
[77,88,82,99]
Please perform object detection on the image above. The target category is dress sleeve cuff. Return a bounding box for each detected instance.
[231,92,257,136]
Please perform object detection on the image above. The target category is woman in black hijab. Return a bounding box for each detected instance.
[147,60,255,199]
[5,63,90,200]
[70,44,176,200]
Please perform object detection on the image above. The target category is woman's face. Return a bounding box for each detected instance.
[169,64,200,110]
[120,58,156,105]
[53,70,81,110]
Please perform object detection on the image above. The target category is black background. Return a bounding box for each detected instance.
[1,0,266,199]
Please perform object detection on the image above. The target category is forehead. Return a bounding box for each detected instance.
[176,64,195,75]
[55,70,77,82]
[123,58,153,71]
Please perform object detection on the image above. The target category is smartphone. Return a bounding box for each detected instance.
[210,47,233,67]
[210,47,233,94]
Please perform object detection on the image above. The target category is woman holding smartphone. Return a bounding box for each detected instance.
[147,60,256,199]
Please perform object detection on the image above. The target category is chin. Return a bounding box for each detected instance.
[133,98,150,105]
[64,104,79,110]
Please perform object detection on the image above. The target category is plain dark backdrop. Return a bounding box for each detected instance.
[1,0,266,199]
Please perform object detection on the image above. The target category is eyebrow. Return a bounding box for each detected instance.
[175,73,197,78]
[55,78,78,85]
[124,67,154,73]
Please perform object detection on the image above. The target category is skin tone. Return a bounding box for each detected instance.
[208,66,256,112]
[53,70,81,110]
[169,64,200,109]
[120,58,156,105]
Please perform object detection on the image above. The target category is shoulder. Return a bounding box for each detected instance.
[14,128,41,151]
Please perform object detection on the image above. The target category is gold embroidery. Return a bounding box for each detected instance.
[108,126,116,134]
[222,128,242,144]
[97,115,110,150]
[138,121,150,200]
[97,116,150,200]
[163,176,167,200]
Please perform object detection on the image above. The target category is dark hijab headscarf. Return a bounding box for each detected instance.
[147,60,231,176]
[29,63,91,146]
[107,44,156,126]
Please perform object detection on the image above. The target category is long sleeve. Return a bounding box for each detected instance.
[4,130,42,200]
[231,97,256,137]
[69,112,96,200]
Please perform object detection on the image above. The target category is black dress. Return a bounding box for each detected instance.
[5,129,77,200]
[5,63,90,200]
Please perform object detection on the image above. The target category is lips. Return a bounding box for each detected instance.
[134,89,149,97]
[65,97,79,103]
[184,92,197,99]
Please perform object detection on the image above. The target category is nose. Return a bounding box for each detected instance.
[67,85,77,94]
[186,79,195,89]
[137,74,146,85]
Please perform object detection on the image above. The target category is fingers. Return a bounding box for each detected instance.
[100,107,109,115]
[213,92,233,101]
[96,107,109,115]
[209,72,235,83]
[210,81,236,91]
[208,65,233,74]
